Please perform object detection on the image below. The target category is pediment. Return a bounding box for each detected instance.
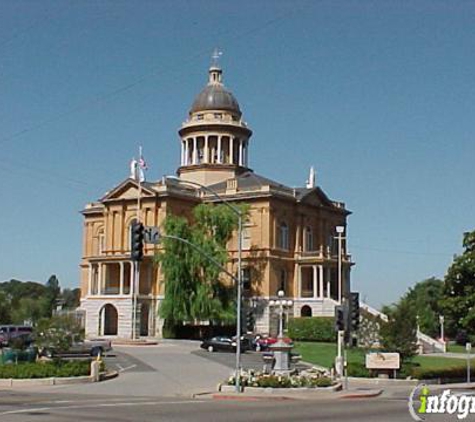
[100,179,156,202]
[299,188,333,208]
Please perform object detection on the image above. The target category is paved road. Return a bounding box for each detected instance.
[0,340,455,421]
[0,389,425,422]
[193,348,311,372]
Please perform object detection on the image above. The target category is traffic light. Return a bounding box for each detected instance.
[335,305,346,332]
[131,221,144,261]
[349,292,360,331]
[246,310,255,332]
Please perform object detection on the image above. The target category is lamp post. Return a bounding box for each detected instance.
[165,176,243,393]
[269,290,293,340]
[439,315,445,342]
[269,290,293,373]
[336,226,345,304]
[335,226,345,377]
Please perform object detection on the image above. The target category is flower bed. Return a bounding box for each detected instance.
[226,368,335,389]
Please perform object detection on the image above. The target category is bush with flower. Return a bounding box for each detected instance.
[226,367,334,389]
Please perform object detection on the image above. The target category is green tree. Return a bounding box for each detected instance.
[10,296,50,325]
[61,288,81,309]
[45,275,61,316]
[0,290,12,323]
[400,277,444,338]
[441,230,475,338]
[380,300,418,361]
[35,315,84,353]
[156,203,245,329]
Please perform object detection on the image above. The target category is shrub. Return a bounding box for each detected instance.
[314,377,333,387]
[455,330,469,346]
[412,365,468,381]
[347,362,370,378]
[288,317,336,342]
[0,360,92,379]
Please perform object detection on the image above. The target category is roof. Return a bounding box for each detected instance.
[190,83,241,114]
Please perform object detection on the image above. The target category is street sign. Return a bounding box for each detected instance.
[144,226,161,245]
[365,353,400,370]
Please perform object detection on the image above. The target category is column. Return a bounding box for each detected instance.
[193,137,198,164]
[129,262,134,297]
[119,261,124,295]
[313,265,318,299]
[98,263,103,295]
[243,140,248,166]
[185,140,189,165]
[238,139,243,166]
[318,265,324,299]
[180,141,184,165]
[326,268,331,299]
[217,136,222,163]
[229,137,234,164]
[297,265,302,298]
[88,263,93,296]
[204,136,209,163]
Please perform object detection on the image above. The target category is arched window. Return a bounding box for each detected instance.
[279,222,289,250]
[304,227,314,252]
[301,305,312,317]
[99,304,118,336]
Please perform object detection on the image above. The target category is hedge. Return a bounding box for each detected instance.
[0,360,93,379]
[288,317,336,342]
[412,365,468,381]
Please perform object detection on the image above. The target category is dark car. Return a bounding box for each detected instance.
[0,325,33,347]
[200,336,237,353]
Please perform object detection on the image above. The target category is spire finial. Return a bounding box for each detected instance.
[306,166,316,189]
[211,48,223,68]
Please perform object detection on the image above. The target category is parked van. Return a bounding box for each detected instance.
[0,325,33,346]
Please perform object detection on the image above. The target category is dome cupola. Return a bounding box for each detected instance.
[190,67,241,116]
[177,56,252,186]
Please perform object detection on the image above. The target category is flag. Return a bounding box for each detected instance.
[138,147,147,182]
[129,158,138,180]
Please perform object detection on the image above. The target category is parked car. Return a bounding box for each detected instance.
[254,335,293,351]
[200,336,237,353]
[0,325,33,347]
[40,338,112,358]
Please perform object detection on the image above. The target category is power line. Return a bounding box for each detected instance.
[350,244,456,257]
[0,8,298,147]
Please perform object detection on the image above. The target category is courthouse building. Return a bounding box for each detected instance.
[79,63,353,338]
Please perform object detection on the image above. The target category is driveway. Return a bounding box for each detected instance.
[3,340,232,398]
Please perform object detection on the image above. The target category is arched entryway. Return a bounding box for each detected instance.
[301,305,312,317]
[99,304,118,336]
[140,302,149,337]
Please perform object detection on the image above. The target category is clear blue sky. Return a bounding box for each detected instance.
[1,1,474,308]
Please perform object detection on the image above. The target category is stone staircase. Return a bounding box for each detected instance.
[360,302,446,354]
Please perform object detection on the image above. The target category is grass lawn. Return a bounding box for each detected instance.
[294,341,473,371]
[447,343,468,354]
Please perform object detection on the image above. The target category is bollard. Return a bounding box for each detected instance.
[91,360,101,382]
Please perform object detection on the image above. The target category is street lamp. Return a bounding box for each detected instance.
[268,290,294,374]
[165,175,243,393]
[335,226,345,304]
[439,315,445,342]
[335,226,345,377]
[269,290,293,340]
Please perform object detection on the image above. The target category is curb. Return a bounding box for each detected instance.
[339,389,384,399]
[112,340,158,346]
[0,370,118,388]
[211,394,294,401]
